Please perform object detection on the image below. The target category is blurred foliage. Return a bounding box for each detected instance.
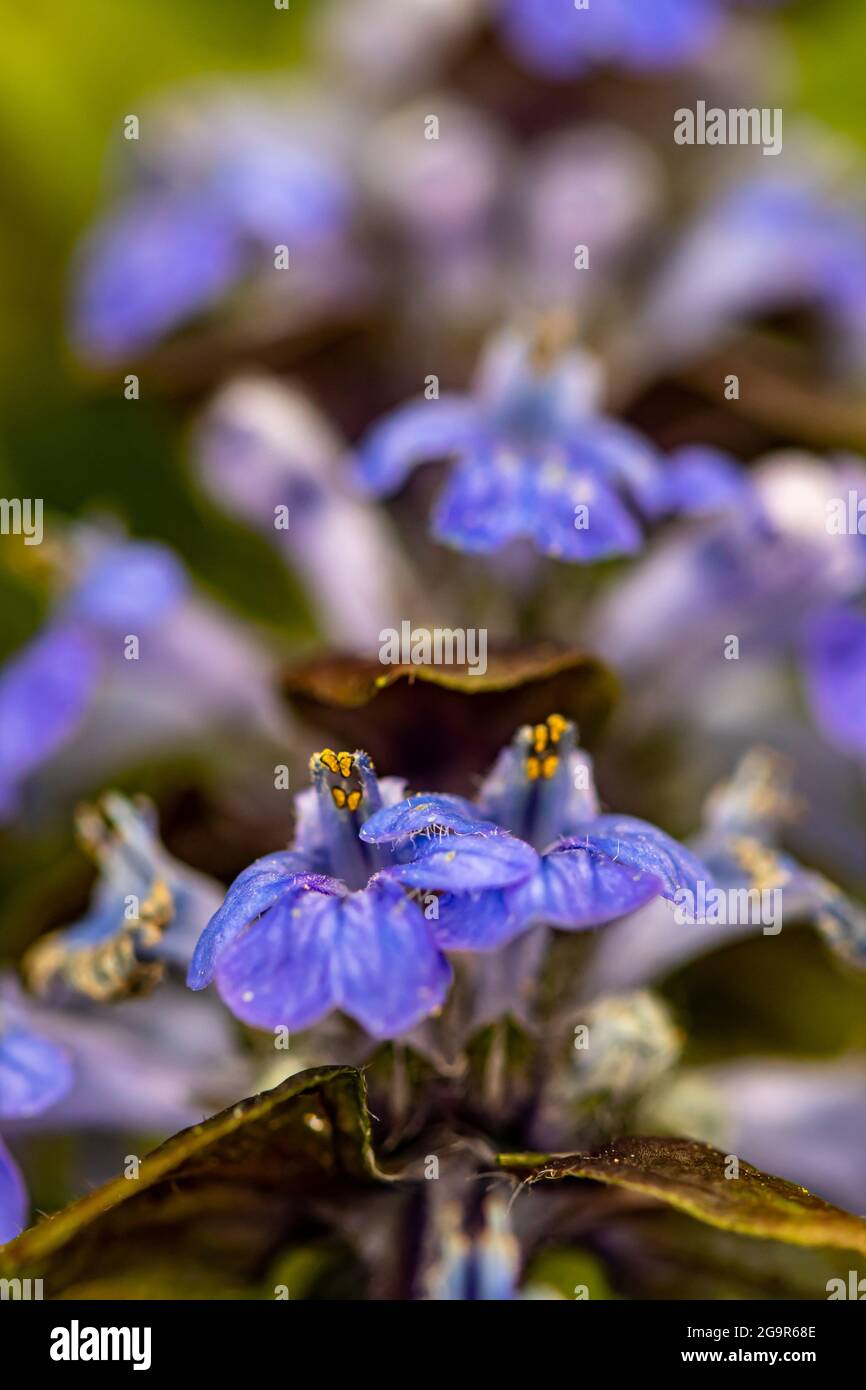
[783,0,866,155]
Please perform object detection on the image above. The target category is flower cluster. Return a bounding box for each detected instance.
[189,717,709,1037]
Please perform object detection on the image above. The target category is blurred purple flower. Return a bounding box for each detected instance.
[355,328,665,561]
[0,1019,72,1243]
[0,973,252,1138]
[314,0,475,98]
[802,603,866,761]
[641,176,866,376]
[25,793,224,1002]
[520,126,662,313]
[71,88,356,362]
[194,375,416,651]
[595,453,866,755]
[585,748,866,994]
[0,627,100,821]
[425,1195,553,1300]
[496,0,725,79]
[705,1059,866,1212]
[0,530,286,821]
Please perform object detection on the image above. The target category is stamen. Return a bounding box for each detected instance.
[524,716,570,781]
[547,713,567,743]
[318,748,340,774]
[532,723,549,754]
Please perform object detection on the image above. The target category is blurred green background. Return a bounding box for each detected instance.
[0,0,318,664]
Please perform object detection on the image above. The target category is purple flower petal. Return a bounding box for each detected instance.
[514,847,665,929]
[215,885,342,1032]
[499,0,721,79]
[331,877,452,1037]
[72,191,244,362]
[65,541,188,633]
[802,604,866,757]
[0,626,100,818]
[0,1138,27,1244]
[0,1027,73,1119]
[359,793,497,844]
[216,877,450,1039]
[214,146,352,247]
[433,887,529,951]
[566,418,667,521]
[532,463,643,561]
[663,445,755,519]
[557,815,710,902]
[434,444,643,560]
[354,394,482,495]
[432,445,532,553]
[187,855,333,988]
[614,0,722,69]
[383,830,539,891]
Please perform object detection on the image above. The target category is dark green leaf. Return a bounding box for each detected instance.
[498,1136,866,1255]
[0,1065,388,1297]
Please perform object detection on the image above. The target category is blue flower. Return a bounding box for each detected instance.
[188,749,538,1038]
[496,0,727,80]
[0,530,286,820]
[71,193,243,365]
[71,93,354,363]
[425,1193,562,1300]
[0,1138,26,1245]
[586,748,866,996]
[0,537,187,819]
[0,626,100,820]
[658,445,755,519]
[361,715,710,950]
[801,603,866,762]
[25,793,223,1002]
[193,375,417,652]
[0,1020,72,1243]
[426,1196,521,1300]
[596,450,866,762]
[355,328,665,561]
[0,970,253,1137]
[642,177,866,376]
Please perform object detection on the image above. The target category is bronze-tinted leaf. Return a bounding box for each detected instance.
[0,1065,390,1297]
[498,1136,866,1255]
[283,644,618,790]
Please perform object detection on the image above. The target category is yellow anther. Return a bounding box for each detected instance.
[319,748,340,774]
[533,723,549,753]
[542,754,559,779]
[346,789,362,813]
[526,756,541,781]
[337,751,354,778]
[331,786,347,809]
[547,713,568,743]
